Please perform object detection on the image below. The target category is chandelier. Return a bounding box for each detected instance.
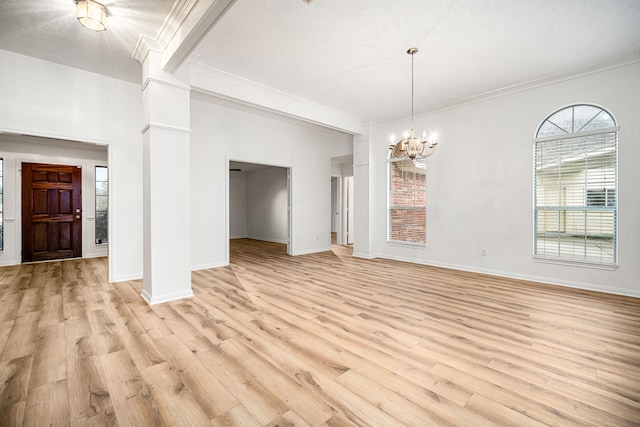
[390,48,437,161]
[76,0,108,32]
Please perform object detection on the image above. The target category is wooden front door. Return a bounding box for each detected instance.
[22,163,82,262]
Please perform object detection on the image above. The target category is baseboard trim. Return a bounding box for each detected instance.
[246,235,288,245]
[191,261,228,271]
[352,251,376,259]
[111,272,143,283]
[141,288,194,305]
[380,253,640,299]
[292,246,332,256]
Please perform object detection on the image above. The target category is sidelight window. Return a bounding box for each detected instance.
[95,166,108,244]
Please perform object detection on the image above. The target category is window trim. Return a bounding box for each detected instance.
[532,255,619,271]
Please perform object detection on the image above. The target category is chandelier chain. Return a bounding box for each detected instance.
[411,49,415,127]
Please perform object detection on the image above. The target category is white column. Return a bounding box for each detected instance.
[140,51,193,304]
[352,122,376,259]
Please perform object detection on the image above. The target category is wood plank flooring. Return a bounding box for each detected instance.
[1,238,639,426]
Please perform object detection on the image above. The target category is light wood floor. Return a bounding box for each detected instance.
[1,239,639,426]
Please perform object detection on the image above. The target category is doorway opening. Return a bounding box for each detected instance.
[331,176,339,245]
[0,133,109,268]
[228,160,291,262]
[330,154,353,247]
[344,176,354,245]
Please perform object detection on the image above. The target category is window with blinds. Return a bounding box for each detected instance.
[534,104,618,265]
[388,157,426,244]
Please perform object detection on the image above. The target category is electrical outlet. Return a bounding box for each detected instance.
[481,248,488,256]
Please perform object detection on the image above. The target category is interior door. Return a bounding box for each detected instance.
[22,163,82,262]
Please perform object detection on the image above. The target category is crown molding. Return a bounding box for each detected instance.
[133,0,194,65]
[133,0,236,72]
[189,62,367,135]
[141,123,191,135]
[381,54,640,127]
[140,76,191,93]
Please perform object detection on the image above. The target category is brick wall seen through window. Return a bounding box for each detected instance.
[388,158,426,243]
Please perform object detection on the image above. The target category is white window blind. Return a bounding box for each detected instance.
[534,105,617,265]
[388,157,426,244]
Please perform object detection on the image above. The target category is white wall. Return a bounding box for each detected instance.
[190,95,351,269]
[371,61,640,297]
[0,50,143,281]
[0,136,108,265]
[247,167,288,244]
[229,166,289,243]
[229,173,248,238]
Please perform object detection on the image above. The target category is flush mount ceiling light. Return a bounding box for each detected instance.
[390,48,438,161]
[76,0,108,32]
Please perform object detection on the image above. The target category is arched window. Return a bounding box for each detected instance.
[388,154,426,244]
[534,104,618,265]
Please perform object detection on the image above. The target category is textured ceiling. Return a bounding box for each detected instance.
[193,0,640,123]
[1,0,639,124]
[0,0,174,83]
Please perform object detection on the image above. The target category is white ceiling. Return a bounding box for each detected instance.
[1,0,639,124]
[0,0,174,83]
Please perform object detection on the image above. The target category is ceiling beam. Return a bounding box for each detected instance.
[189,63,367,135]
[134,0,236,73]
